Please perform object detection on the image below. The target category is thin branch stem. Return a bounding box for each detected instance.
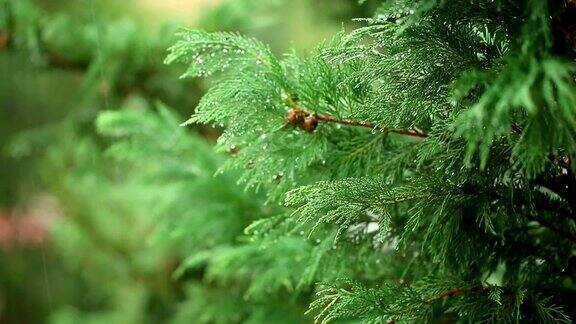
[314,114,375,128]
[286,107,428,139]
[427,286,487,303]
[316,114,428,138]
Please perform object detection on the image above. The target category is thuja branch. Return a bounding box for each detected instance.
[286,107,428,138]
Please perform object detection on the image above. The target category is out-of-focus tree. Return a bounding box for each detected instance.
[0,0,375,322]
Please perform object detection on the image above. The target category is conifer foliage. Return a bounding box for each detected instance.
[167,0,576,322]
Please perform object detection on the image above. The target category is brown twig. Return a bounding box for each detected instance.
[427,286,487,303]
[315,113,375,129]
[286,107,428,138]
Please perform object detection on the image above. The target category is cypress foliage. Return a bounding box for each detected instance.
[166,0,576,322]
[3,0,576,322]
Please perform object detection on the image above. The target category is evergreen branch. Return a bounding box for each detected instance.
[164,2,576,322]
[165,29,277,78]
[525,213,576,243]
[286,107,429,138]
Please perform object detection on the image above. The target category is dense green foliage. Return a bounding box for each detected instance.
[2,0,576,323]
[166,0,576,322]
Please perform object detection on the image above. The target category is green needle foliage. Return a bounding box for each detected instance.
[3,0,576,322]
[167,0,576,322]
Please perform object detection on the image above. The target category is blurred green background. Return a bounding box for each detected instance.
[0,0,377,323]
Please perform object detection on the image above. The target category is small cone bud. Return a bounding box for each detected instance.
[302,115,318,132]
[286,108,307,126]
